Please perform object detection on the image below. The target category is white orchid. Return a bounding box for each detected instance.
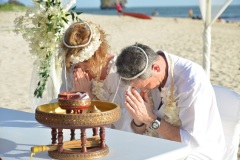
[14,0,81,98]
[91,80,107,101]
[160,86,181,126]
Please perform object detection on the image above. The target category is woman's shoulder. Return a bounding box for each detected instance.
[105,55,120,81]
[107,55,117,72]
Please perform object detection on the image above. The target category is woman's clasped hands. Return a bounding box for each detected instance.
[73,67,91,94]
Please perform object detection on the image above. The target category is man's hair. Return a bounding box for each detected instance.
[116,43,158,84]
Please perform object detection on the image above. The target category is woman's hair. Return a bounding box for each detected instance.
[60,21,110,80]
[116,43,158,84]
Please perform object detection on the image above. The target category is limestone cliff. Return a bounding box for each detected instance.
[100,0,127,9]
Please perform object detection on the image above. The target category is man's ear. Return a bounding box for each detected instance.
[152,63,160,73]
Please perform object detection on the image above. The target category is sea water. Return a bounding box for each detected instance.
[76,5,240,22]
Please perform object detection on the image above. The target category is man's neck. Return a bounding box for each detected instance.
[157,51,168,89]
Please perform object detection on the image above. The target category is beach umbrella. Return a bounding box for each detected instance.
[199,0,232,78]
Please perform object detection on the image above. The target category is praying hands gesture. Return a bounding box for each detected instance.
[125,88,156,127]
[125,88,181,141]
[73,67,91,95]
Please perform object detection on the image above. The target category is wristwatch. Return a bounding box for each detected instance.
[149,117,161,130]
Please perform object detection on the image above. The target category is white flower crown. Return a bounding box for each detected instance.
[63,21,102,64]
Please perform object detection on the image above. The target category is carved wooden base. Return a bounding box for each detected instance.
[48,145,109,160]
[35,101,121,159]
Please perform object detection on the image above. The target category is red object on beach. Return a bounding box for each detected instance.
[115,2,123,13]
[122,11,152,20]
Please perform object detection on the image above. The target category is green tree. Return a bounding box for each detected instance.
[8,0,24,6]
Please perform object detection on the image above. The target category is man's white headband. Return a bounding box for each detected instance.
[121,46,149,80]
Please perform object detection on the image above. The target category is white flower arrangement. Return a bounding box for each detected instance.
[14,0,81,98]
[69,23,102,63]
[160,86,181,126]
[91,80,107,101]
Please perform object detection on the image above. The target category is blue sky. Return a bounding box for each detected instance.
[1,0,240,7]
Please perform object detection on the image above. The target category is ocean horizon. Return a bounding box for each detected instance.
[76,5,240,22]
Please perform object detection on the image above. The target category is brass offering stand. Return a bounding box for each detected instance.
[34,91,121,160]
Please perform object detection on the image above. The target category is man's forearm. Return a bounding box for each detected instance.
[157,120,181,142]
[131,118,181,142]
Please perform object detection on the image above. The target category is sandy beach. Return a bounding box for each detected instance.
[0,11,240,112]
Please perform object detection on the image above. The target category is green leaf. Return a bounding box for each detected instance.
[54,28,58,33]
[34,89,38,97]
[46,1,50,8]
[71,6,77,11]
[62,17,68,24]
[71,12,75,21]
[48,15,53,21]
[47,23,53,32]
[36,0,43,4]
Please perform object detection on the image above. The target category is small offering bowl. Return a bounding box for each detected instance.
[58,91,91,110]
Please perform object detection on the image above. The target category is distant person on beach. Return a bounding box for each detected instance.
[188,8,202,20]
[115,43,225,159]
[59,21,132,131]
[188,8,193,18]
[151,9,159,17]
[217,17,226,23]
[115,0,123,15]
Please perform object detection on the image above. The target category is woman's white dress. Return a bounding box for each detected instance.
[60,56,134,132]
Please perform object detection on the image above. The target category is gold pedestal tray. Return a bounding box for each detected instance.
[34,100,121,160]
[36,100,120,128]
[48,145,109,160]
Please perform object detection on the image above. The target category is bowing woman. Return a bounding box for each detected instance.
[59,21,133,132]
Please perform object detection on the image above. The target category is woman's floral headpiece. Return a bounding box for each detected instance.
[63,21,102,64]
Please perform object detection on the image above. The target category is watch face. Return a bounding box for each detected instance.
[152,121,160,129]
